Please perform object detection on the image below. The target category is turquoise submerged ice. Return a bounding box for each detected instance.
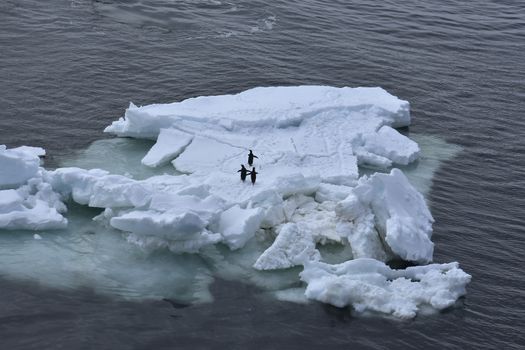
[0,86,470,318]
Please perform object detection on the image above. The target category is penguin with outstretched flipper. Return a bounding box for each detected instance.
[250,167,258,185]
[248,150,258,166]
[237,164,250,182]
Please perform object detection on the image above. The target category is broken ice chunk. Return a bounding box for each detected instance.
[253,223,320,270]
[142,128,193,167]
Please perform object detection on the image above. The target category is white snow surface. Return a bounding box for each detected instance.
[105,86,416,184]
[0,86,471,317]
[105,86,411,137]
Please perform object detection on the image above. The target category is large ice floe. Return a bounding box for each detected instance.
[0,86,470,318]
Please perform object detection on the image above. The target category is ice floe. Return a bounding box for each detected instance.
[0,86,470,317]
[301,258,471,318]
[105,86,415,185]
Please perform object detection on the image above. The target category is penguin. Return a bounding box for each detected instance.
[237,164,249,182]
[248,150,258,166]
[250,167,258,185]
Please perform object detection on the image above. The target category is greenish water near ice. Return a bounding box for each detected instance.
[57,138,177,179]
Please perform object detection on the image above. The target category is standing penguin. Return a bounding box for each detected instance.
[248,150,258,166]
[237,164,249,182]
[250,167,258,185]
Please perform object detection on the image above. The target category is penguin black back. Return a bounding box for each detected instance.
[250,167,258,185]
[248,150,258,166]
[238,164,248,182]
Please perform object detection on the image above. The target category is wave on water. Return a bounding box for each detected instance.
[91,0,276,39]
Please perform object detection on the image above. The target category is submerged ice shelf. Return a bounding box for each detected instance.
[0,86,470,317]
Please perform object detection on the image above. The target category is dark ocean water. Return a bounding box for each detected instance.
[1,0,524,348]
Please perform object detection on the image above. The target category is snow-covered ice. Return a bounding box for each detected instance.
[0,145,42,189]
[253,223,321,270]
[301,258,471,318]
[105,86,411,136]
[105,86,416,185]
[347,169,435,263]
[216,205,264,250]
[0,86,470,317]
[0,159,67,230]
